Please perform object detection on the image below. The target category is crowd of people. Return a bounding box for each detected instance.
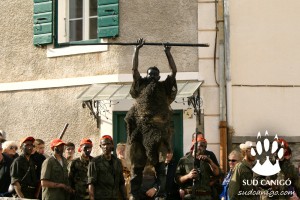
[1,130,300,200]
[225,139,300,200]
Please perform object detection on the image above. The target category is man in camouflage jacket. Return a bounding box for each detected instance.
[175,136,220,200]
[259,139,300,200]
[68,138,93,200]
[88,135,127,200]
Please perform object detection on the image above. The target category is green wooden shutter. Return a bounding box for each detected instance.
[98,0,119,38]
[33,0,53,46]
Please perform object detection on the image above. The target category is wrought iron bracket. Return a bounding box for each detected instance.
[187,89,203,125]
[82,100,101,128]
[174,88,203,125]
[82,100,119,129]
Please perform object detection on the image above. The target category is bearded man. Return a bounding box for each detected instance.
[175,136,220,200]
[125,38,177,200]
[228,141,257,200]
[10,136,38,198]
[68,138,94,200]
[88,135,127,200]
[41,138,74,200]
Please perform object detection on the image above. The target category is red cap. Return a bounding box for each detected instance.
[50,138,66,151]
[276,138,288,149]
[190,135,207,152]
[192,135,207,144]
[78,138,93,152]
[20,136,35,147]
[100,135,113,144]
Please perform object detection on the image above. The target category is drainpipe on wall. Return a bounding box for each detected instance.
[223,0,233,155]
[219,41,227,172]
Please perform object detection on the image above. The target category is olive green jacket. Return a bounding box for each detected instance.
[175,153,215,192]
[87,154,125,200]
[228,159,258,200]
[41,155,70,200]
[260,159,300,200]
[68,155,93,199]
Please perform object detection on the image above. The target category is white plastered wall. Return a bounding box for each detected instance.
[230,0,300,137]
[198,0,221,162]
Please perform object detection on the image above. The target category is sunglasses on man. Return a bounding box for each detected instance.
[228,159,237,162]
[9,146,18,150]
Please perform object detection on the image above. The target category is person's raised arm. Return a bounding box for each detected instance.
[207,157,220,176]
[198,155,219,176]
[132,38,144,81]
[164,45,177,79]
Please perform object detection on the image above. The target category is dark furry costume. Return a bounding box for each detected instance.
[125,75,177,198]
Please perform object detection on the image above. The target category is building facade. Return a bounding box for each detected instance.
[199,0,300,169]
[1,0,300,169]
[0,0,201,158]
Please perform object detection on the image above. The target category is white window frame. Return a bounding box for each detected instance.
[68,0,98,42]
[47,0,107,58]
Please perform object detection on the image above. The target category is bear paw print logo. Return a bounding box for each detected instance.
[251,131,284,176]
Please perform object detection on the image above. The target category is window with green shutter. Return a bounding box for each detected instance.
[98,0,119,38]
[33,0,119,46]
[33,0,53,46]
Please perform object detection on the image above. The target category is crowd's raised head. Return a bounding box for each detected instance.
[64,141,75,163]
[78,138,93,152]
[116,143,125,152]
[50,138,66,151]
[276,138,288,149]
[192,134,207,144]
[35,139,45,145]
[239,141,256,151]
[19,136,35,147]
[34,139,46,155]
[65,142,75,148]
[2,141,17,151]
[100,135,113,143]
[192,132,205,141]
[190,133,207,153]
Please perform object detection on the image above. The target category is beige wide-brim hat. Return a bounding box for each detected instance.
[239,141,256,150]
